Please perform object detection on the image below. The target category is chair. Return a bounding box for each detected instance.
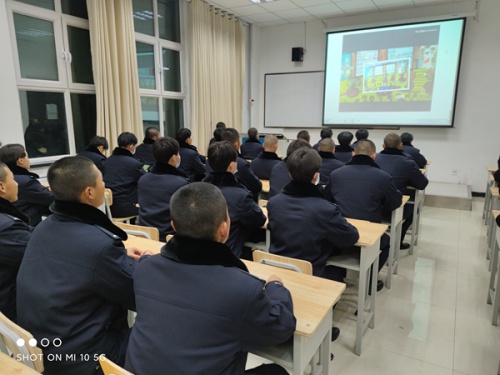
[104,188,138,224]
[166,234,173,242]
[252,250,312,275]
[99,355,133,375]
[0,312,44,372]
[114,222,159,241]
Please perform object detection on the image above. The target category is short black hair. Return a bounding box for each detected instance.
[0,144,27,167]
[320,128,333,139]
[145,127,160,139]
[337,131,354,146]
[384,133,401,149]
[400,132,413,144]
[297,130,310,143]
[247,127,258,139]
[354,139,376,156]
[153,137,179,163]
[216,122,226,129]
[207,141,237,172]
[355,129,369,141]
[285,139,310,158]
[170,182,228,241]
[48,156,99,201]
[213,128,223,142]
[88,136,108,150]
[287,148,321,182]
[221,128,240,145]
[176,128,191,144]
[318,138,335,152]
[117,132,138,148]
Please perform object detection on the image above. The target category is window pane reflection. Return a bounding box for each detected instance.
[137,42,155,90]
[67,26,93,84]
[140,96,159,132]
[71,93,97,152]
[162,48,181,92]
[158,0,180,42]
[133,0,154,36]
[163,98,183,137]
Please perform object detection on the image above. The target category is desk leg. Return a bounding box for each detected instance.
[484,179,492,221]
[356,257,367,356]
[386,213,396,289]
[369,254,378,330]
[489,216,497,269]
[394,221,402,275]
[265,228,270,252]
[488,232,498,305]
[293,335,306,375]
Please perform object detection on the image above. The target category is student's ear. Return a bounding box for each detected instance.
[382,144,386,149]
[371,152,376,160]
[171,221,176,232]
[216,220,230,244]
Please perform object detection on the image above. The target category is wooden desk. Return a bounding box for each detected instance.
[0,352,39,374]
[419,168,427,176]
[488,167,498,173]
[123,235,344,374]
[261,179,270,193]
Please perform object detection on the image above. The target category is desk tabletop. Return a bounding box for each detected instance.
[493,210,500,219]
[402,195,410,206]
[0,352,39,374]
[346,219,387,248]
[261,179,270,193]
[491,186,499,198]
[488,167,498,173]
[420,168,427,175]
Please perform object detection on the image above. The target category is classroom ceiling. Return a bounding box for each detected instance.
[204,0,474,27]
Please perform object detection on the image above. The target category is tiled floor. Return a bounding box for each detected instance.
[247,198,500,374]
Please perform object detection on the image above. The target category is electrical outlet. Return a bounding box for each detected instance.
[451,170,457,176]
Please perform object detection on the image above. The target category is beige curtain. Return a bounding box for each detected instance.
[87,0,142,151]
[190,0,245,152]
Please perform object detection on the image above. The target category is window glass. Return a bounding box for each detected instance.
[136,42,156,90]
[71,93,97,152]
[67,26,93,84]
[14,13,58,81]
[61,0,88,19]
[133,0,154,36]
[141,96,159,132]
[158,0,180,42]
[19,90,69,158]
[15,0,54,10]
[162,48,181,92]
[163,98,183,137]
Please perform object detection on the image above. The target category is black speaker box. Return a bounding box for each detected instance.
[291,47,303,62]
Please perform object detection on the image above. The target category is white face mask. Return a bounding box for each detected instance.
[176,155,181,168]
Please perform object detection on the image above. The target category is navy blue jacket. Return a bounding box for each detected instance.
[334,145,354,163]
[138,163,189,241]
[17,200,138,375]
[134,138,155,166]
[125,236,296,375]
[207,173,266,257]
[178,143,206,181]
[78,146,107,174]
[250,151,282,180]
[318,152,344,184]
[207,156,262,195]
[268,181,359,276]
[8,165,54,226]
[326,155,402,223]
[402,143,427,168]
[375,148,429,195]
[104,148,145,217]
[240,138,263,160]
[269,161,290,198]
[0,198,32,322]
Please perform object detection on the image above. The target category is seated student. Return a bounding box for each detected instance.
[0,162,32,322]
[0,144,54,226]
[240,127,264,160]
[351,129,369,149]
[250,135,282,180]
[375,133,429,249]
[206,141,266,258]
[326,140,403,289]
[318,138,344,184]
[209,121,226,145]
[269,139,310,198]
[78,136,108,174]
[334,131,354,163]
[176,128,206,181]
[104,132,145,218]
[125,182,295,375]
[17,156,149,375]
[296,129,311,144]
[138,137,189,241]
[135,127,160,166]
[401,132,428,168]
[312,127,333,151]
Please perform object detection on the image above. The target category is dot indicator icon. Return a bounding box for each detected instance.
[28,338,38,347]
[16,338,25,347]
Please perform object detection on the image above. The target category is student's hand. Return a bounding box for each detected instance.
[266,274,284,286]
[126,247,151,260]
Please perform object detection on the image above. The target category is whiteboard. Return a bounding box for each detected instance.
[264,71,324,128]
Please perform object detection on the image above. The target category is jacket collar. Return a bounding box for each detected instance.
[346,154,380,168]
[150,162,188,178]
[318,151,335,159]
[82,145,105,157]
[245,138,261,144]
[208,172,246,189]
[112,147,136,158]
[7,164,40,179]
[336,145,353,152]
[161,235,248,271]
[50,200,127,239]
[143,138,155,145]
[0,197,30,224]
[402,142,413,147]
[258,151,281,160]
[282,180,326,199]
[380,147,405,156]
[179,141,198,152]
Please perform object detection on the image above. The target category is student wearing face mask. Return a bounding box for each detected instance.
[137,137,189,242]
[205,141,266,258]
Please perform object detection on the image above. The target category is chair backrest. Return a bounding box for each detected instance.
[114,222,159,241]
[252,250,312,275]
[0,312,44,373]
[166,234,174,242]
[99,355,133,375]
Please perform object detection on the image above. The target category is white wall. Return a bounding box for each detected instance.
[246,0,500,193]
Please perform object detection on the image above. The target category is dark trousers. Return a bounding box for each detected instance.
[245,363,289,375]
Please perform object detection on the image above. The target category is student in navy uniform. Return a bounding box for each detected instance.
[125,182,295,375]
[401,132,428,168]
[104,132,145,218]
[17,156,150,375]
[250,134,282,180]
[296,129,310,144]
[326,140,402,289]
[375,133,429,249]
[334,131,354,163]
[78,136,109,174]
[240,127,264,160]
[318,138,344,185]
[138,137,189,242]
[351,129,369,149]
[209,121,226,145]
[135,127,160,166]
[176,128,206,182]
[0,162,32,322]
[206,141,266,258]
[0,144,54,226]
[312,127,333,151]
[269,139,309,198]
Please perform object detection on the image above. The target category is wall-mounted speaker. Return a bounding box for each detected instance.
[291,47,304,62]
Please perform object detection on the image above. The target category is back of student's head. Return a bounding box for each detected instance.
[320,128,333,139]
[354,139,376,156]
[145,127,160,139]
[297,130,310,143]
[337,131,354,146]
[355,129,369,141]
[285,139,310,158]
[400,132,413,144]
[170,182,228,241]
[48,156,98,201]
[153,137,179,163]
[287,148,321,182]
[207,141,237,172]
[384,133,401,149]
[0,144,26,166]
[247,127,258,139]
[213,128,223,142]
[215,122,226,130]
[176,128,191,144]
[263,135,278,150]
[221,128,240,145]
[318,138,335,152]
[118,132,138,148]
[88,136,108,150]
